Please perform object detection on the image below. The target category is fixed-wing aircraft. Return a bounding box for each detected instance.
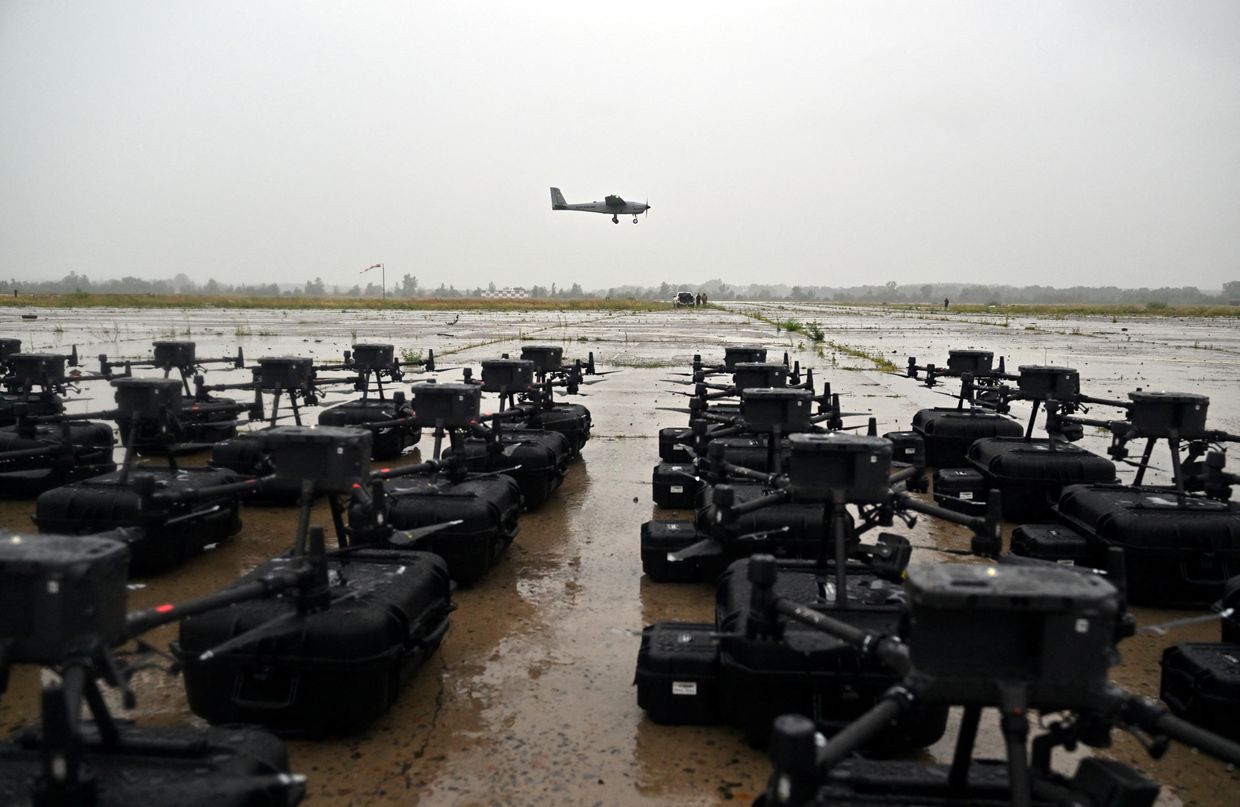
[550,187,650,224]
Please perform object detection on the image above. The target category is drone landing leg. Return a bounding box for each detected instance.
[998,683,1032,807]
[1132,437,1156,486]
[948,704,983,791]
[328,495,348,548]
[36,664,93,807]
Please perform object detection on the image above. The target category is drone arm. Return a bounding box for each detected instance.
[125,567,303,637]
[1115,691,1240,766]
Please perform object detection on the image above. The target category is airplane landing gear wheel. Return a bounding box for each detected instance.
[612,215,619,224]
[632,217,639,223]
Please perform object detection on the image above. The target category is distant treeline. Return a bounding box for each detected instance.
[4,272,1238,305]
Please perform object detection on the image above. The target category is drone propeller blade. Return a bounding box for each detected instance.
[467,465,523,480]
[673,442,698,460]
[656,406,694,415]
[667,538,723,563]
[198,591,361,661]
[386,519,465,547]
[733,525,791,542]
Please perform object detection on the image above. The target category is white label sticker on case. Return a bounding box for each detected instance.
[672,682,698,696]
[670,486,684,493]
[960,491,973,500]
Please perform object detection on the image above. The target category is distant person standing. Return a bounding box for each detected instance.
[695,293,702,307]
[701,292,708,305]
[943,297,950,310]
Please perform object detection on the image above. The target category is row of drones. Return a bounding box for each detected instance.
[635,344,1239,807]
[0,335,609,806]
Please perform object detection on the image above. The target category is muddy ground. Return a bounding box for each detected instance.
[1,303,1238,805]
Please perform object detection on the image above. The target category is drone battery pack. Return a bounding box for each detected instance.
[910,407,1023,468]
[519,344,564,372]
[640,520,702,583]
[0,420,116,498]
[1015,365,1080,401]
[265,425,372,495]
[9,352,67,386]
[967,437,1116,521]
[1160,642,1240,741]
[1009,523,1094,564]
[714,558,948,750]
[363,474,522,584]
[210,430,301,504]
[741,388,814,434]
[945,349,994,375]
[0,533,129,664]
[410,382,481,429]
[722,346,767,370]
[318,399,420,460]
[253,356,314,390]
[732,362,788,391]
[151,339,197,369]
[905,564,1120,710]
[658,426,694,462]
[33,467,244,575]
[112,377,183,418]
[526,402,592,454]
[652,462,699,509]
[0,723,303,807]
[786,434,892,504]
[175,548,452,737]
[1056,484,1240,607]
[932,468,989,515]
[634,621,720,725]
[480,358,535,392]
[349,342,396,370]
[1127,391,1209,439]
[442,428,571,509]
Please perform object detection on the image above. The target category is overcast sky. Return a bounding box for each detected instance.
[2,1,1238,291]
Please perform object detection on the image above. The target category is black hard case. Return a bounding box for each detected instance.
[652,462,699,509]
[1010,523,1094,563]
[1056,484,1240,607]
[175,548,452,736]
[0,723,303,807]
[1160,642,1240,741]
[967,437,1115,521]
[318,399,420,459]
[32,467,243,575]
[714,558,948,749]
[363,474,522,584]
[442,428,570,509]
[639,520,701,582]
[634,621,720,725]
[910,407,1022,468]
[658,426,694,462]
[527,402,591,454]
[0,420,115,498]
[931,467,989,515]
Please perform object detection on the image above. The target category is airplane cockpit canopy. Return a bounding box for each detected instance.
[604,195,625,207]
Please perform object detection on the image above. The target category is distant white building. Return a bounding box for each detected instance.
[481,287,530,299]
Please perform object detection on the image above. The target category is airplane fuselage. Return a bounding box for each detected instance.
[550,188,650,221]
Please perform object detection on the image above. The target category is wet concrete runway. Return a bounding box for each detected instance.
[2,303,1238,805]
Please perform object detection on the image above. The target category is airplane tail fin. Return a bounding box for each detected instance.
[550,187,568,210]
